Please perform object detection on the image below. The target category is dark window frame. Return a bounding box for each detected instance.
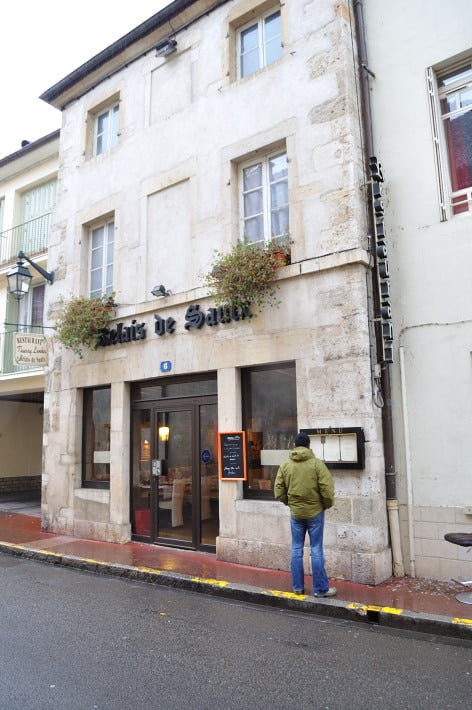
[242,361,297,499]
[82,385,111,489]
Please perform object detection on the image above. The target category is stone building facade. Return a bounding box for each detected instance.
[40,0,393,584]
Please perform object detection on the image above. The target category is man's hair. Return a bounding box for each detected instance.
[294,432,310,447]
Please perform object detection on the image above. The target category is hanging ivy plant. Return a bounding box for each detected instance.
[204,238,292,312]
[55,294,116,358]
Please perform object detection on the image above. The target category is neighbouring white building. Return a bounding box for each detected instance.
[0,132,59,495]
[364,0,472,582]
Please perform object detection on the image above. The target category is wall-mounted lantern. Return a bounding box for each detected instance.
[7,251,54,300]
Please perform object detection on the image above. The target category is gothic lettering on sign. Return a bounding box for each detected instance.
[184,303,251,330]
[154,315,176,336]
[97,302,251,347]
[184,304,205,329]
[98,320,146,347]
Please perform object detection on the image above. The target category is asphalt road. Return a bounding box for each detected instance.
[0,553,470,710]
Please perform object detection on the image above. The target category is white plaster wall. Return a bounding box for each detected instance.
[364,0,472,579]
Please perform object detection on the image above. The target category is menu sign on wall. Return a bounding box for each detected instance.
[14,333,48,366]
[218,431,247,481]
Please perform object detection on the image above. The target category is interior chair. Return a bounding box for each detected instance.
[201,476,212,521]
[160,478,186,527]
[444,532,472,604]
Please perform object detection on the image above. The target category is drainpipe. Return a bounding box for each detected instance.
[353,0,405,576]
[399,346,416,577]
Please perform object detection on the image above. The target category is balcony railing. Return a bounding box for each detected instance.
[0,213,51,266]
[0,327,46,375]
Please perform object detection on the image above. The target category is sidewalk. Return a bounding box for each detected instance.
[1,510,471,640]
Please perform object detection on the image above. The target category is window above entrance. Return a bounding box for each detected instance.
[132,375,217,402]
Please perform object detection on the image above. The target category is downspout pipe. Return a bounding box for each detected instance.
[353,0,405,576]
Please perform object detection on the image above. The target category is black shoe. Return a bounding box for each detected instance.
[293,589,305,595]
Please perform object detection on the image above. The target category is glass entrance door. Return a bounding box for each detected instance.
[131,398,218,551]
[155,407,193,544]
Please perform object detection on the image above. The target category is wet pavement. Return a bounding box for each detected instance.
[0,505,471,640]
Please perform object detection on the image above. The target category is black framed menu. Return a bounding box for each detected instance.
[218,431,247,481]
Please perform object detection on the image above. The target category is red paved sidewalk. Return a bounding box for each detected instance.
[1,511,471,635]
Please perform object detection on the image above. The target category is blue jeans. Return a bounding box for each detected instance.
[290,511,329,595]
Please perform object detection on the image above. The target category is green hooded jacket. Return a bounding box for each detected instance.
[274,446,334,519]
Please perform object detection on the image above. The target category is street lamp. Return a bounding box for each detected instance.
[7,251,54,300]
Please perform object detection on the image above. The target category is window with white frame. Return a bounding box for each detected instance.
[90,219,114,298]
[428,59,472,218]
[94,103,119,156]
[240,150,289,245]
[238,7,282,79]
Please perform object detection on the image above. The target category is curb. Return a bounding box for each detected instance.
[2,541,472,641]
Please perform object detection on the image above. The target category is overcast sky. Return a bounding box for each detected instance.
[1,1,171,159]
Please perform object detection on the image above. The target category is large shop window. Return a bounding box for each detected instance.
[243,362,296,498]
[83,386,111,488]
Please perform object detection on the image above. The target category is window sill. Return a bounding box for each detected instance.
[236,498,286,515]
[75,488,110,503]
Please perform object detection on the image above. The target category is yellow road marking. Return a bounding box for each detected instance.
[191,577,228,587]
[267,590,307,599]
[452,617,472,626]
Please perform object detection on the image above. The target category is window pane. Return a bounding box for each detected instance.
[270,180,288,209]
[90,270,102,294]
[439,66,472,88]
[91,246,103,270]
[243,363,297,497]
[269,153,288,181]
[111,105,119,148]
[97,112,108,135]
[264,12,282,65]
[244,215,264,242]
[271,206,289,238]
[243,163,262,191]
[92,226,104,249]
[444,113,472,191]
[83,387,111,486]
[244,189,263,217]
[240,24,260,77]
[31,285,45,330]
[240,24,259,53]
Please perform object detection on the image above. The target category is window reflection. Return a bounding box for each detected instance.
[243,362,296,496]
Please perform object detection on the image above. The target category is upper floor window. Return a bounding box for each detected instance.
[238,8,282,79]
[240,150,289,245]
[428,58,472,218]
[90,219,114,298]
[439,64,472,214]
[18,284,45,333]
[95,103,119,156]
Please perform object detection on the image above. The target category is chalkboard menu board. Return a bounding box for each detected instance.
[218,431,247,481]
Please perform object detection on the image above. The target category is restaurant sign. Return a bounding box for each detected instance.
[97,303,252,348]
[14,333,48,366]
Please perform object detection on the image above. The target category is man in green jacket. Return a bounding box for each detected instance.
[274,432,336,597]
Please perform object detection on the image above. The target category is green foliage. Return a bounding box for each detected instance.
[204,238,291,312]
[55,295,115,358]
